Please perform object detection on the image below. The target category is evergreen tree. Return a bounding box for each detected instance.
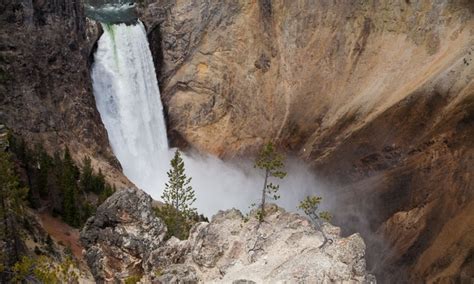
[162,150,196,218]
[156,150,197,240]
[10,138,37,209]
[94,169,106,194]
[298,195,332,248]
[0,151,28,280]
[98,183,115,204]
[80,156,94,193]
[6,136,114,229]
[80,156,114,202]
[35,144,52,198]
[254,142,287,222]
[60,148,80,227]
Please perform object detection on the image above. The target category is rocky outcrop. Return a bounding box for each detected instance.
[82,189,374,283]
[152,206,374,283]
[80,188,166,282]
[141,1,474,281]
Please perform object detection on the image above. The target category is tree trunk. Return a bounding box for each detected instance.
[315,217,332,248]
[259,169,269,223]
[0,186,8,236]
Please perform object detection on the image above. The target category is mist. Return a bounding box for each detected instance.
[89,21,331,218]
[138,148,330,218]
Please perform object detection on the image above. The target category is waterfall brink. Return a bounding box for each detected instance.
[92,21,169,191]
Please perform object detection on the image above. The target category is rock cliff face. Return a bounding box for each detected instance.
[142,0,473,155]
[1,0,473,282]
[81,188,166,282]
[81,188,375,283]
[139,0,474,282]
[0,0,126,186]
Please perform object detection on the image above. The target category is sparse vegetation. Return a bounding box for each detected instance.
[124,274,142,284]
[298,195,332,248]
[253,142,287,223]
[11,255,78,283]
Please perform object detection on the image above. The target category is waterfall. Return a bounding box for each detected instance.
[92,21,169,191]
[91,21,324,217]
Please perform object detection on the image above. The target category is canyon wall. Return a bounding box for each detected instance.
[0,0,472,282]
[140,0,474,282]
[0,0,127,185]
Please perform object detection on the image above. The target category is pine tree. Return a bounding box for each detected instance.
[0,151,28,280]
[60,148,80,227]
[94,169,106,194]
[157,149,197,240]
[80,156,94,193]
[298,195,332,248]
[254,142,287,222]
[162,150,196,218]
[35,144,52,198]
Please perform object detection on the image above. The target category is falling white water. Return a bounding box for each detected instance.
[92,21,327,217]
[92,22,169,191]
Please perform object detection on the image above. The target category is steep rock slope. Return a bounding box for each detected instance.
[0,0,126,185]
[1,0,472,281]
[82,188,375,283]
[142,0,473,156]
[141,0,474,281]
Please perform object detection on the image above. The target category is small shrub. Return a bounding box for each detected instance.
[125,274,142,284]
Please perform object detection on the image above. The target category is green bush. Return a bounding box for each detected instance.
[124,274,142,284]
[155,205,192,240]
[11,256,78,283]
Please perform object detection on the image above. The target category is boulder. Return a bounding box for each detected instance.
[80,188,166,282]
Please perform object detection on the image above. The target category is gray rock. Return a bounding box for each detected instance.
[232,280,257,284]
[80,188,166,282]
[154,264,198,284]
[81,188,375,283]
[183,205,375,283]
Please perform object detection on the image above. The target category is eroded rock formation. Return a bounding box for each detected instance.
[140,1,474,281]
[1,0,472,282]
[0,0,125,186]
[81,188,166,282]
[81,188,375,283]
